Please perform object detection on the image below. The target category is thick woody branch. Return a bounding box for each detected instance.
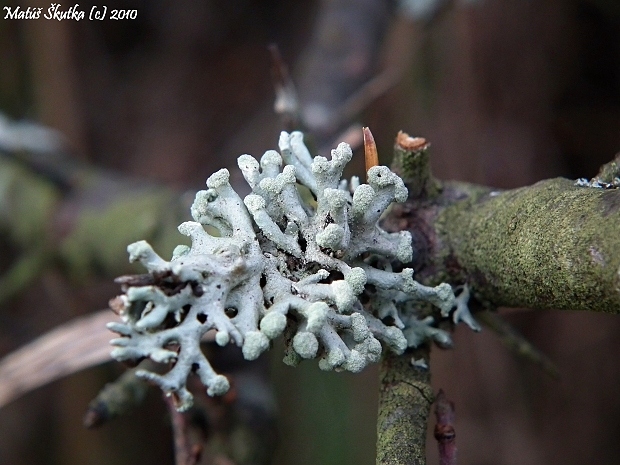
[377,137,620,464]
[435,178,620,312]
[386,135,620,313]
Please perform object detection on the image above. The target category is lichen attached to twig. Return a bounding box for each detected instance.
[108,131,475,410]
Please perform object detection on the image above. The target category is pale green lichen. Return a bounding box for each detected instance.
[108,131,476,410]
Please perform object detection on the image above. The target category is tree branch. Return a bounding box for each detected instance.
[377,134,620,463]
[433,389,456,465]
[386,134,620,313]
[376,345,433,465]
[436,177,620,312]
[164,394,201,465]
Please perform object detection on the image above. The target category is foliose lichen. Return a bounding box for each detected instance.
[108,131,476,410]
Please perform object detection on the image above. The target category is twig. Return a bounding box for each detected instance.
[332,68,401,129]
[434,389,457,465]
[376,345,433,465]
[315,68,403,154]
[392,131,436,199]
[83,366,149,428]
[0,310,119,408]
[268,43,299,131]
[164,394,202,465]
[477,311,560,378]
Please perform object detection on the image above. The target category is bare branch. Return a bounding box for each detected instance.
[434,389,457,465]
[0,310,118,408]
[165,394,202,465]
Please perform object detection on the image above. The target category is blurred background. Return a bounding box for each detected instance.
[1,0,620,464]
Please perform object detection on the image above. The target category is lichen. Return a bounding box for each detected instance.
[575,155,620,189]
[108,131,475,410]
[575,177,620,189]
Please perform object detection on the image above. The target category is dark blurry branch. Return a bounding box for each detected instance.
[292,0,480,149]
[83,365,150,428]
[477,311,559,378]
[0,127,187,304]
[295,0,391,145]
[0,310,117,407]
[269,44,299,131]
[326,68,401,139]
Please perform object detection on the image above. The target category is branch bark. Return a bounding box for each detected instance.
[435,177,620,312]
[377,135,620,464]
[165,395,201,465]
[376,345,433,465]
[386,136,620,314]
[433,389,457,465]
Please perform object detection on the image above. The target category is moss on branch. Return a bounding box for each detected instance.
[387,134,620,314]
[376,345,432,465]
[377,135,620,465]
[436,178,620,312]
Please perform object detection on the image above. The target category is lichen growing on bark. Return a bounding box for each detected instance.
[108,131,474,410]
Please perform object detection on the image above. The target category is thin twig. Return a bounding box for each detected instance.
[164,394,201,465]
[268,43,299,131]
[333,68,401,129]
[0,310,119,408]
[477,311,560,378]
[434,389,457,465]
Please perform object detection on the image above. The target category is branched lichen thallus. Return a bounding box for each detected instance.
[107,131,478,411]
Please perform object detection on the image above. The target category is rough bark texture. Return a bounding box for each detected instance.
[436,178,620,313]
[376,136,620,465]
[387,138,620,314]
[376,345,432,465]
